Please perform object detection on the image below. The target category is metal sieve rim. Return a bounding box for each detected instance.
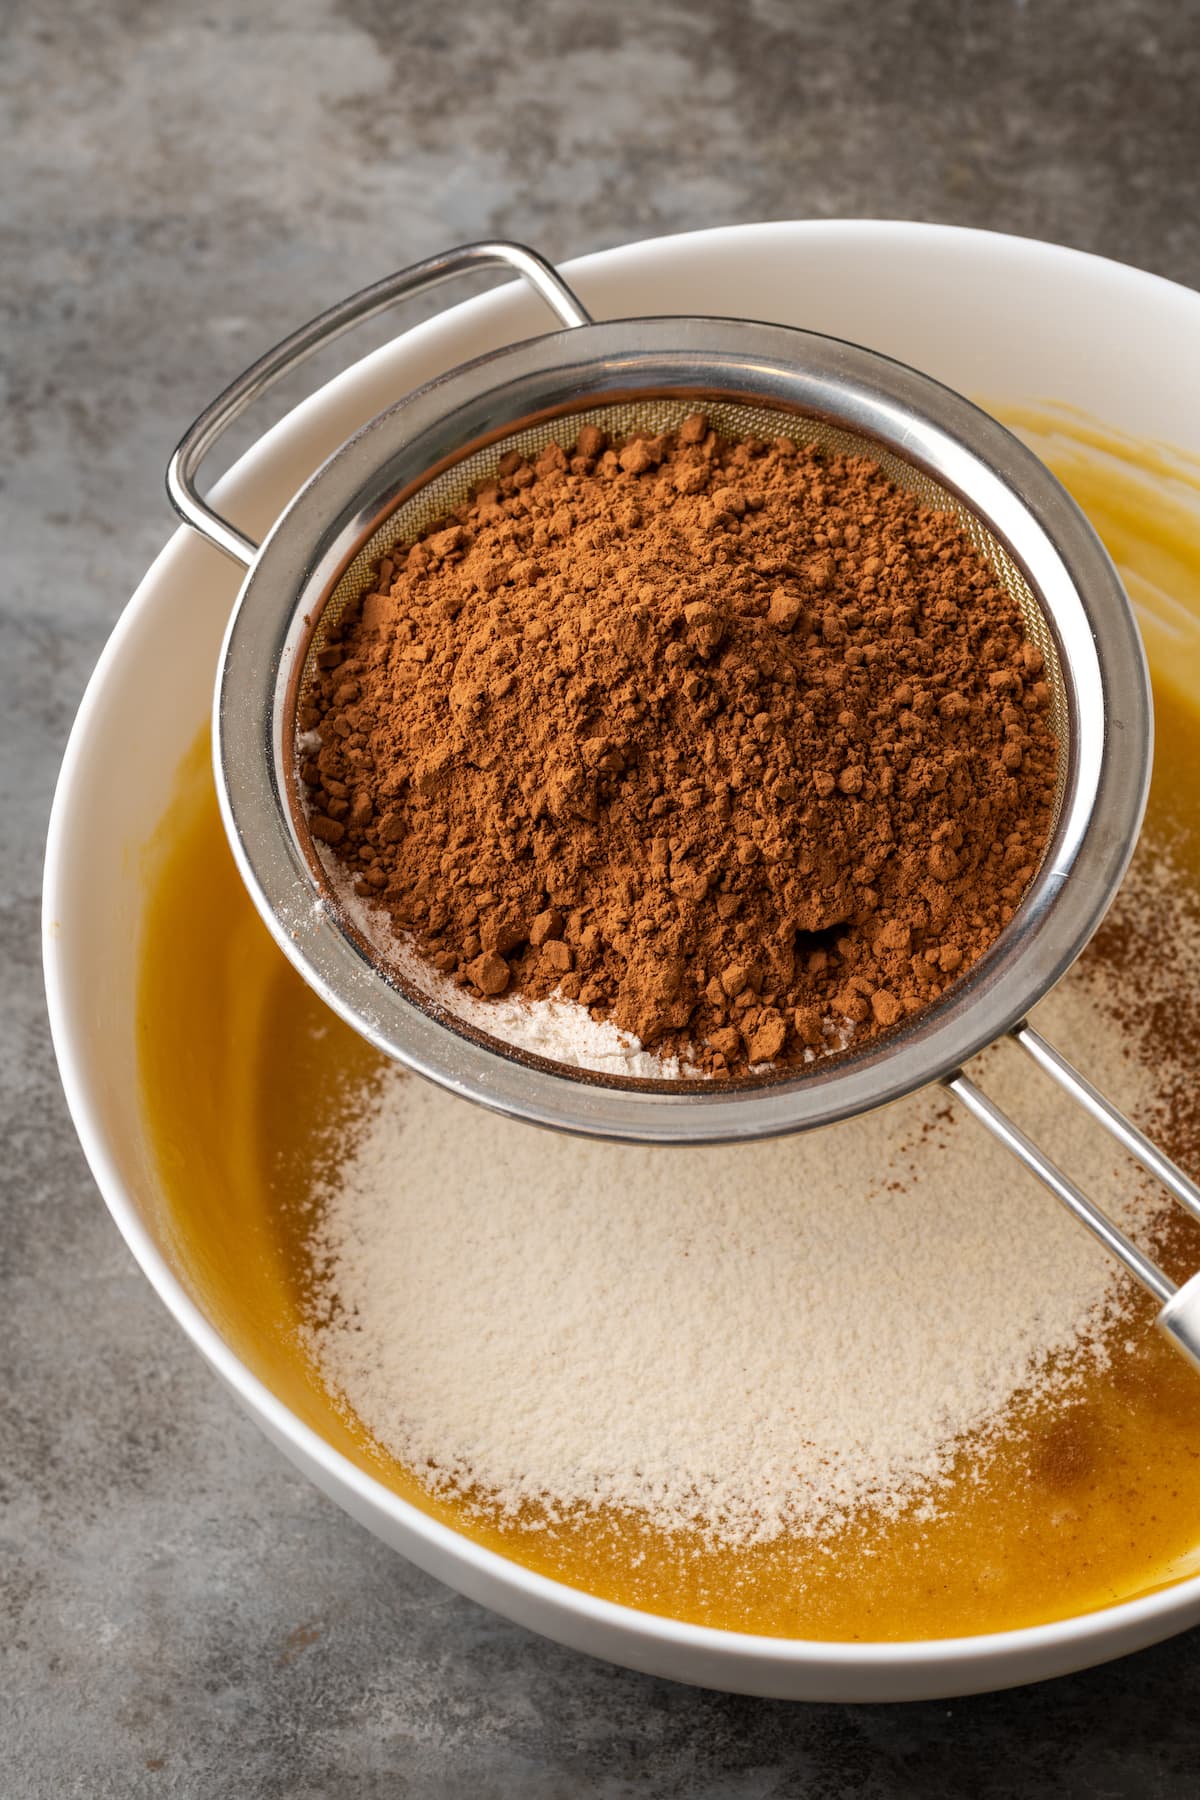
[213,315,1151,1144]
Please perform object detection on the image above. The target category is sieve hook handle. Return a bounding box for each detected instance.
[166,241,594,568]
[943,1025,1200,1373]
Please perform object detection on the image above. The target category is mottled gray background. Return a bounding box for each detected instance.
[5,1,1200,1794]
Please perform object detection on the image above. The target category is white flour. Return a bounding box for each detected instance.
[304,854,1190,1547]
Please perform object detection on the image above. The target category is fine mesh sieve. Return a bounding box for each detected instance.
[168,240,1200,1369]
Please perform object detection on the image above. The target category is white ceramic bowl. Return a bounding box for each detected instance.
[44,222,1200,1701]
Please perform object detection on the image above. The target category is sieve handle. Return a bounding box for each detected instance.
[166,241,594,568]
[943,1029,1200,1373]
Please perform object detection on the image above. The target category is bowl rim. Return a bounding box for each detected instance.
[43,217,1200,1682]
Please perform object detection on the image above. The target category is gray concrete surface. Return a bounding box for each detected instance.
[5,1,1200,1793]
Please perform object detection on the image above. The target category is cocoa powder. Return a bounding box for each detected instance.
[301,414,1057,1075]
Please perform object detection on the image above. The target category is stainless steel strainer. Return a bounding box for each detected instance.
[168,240,1200,1369]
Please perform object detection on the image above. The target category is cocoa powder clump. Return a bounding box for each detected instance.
[302,415,1057,1075]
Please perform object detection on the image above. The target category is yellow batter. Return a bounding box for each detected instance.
[137,409,1200,1641]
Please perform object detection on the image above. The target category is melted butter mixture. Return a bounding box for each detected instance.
[138,410,1200,1641]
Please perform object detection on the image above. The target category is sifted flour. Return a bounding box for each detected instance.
[304,848,1193,1548]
